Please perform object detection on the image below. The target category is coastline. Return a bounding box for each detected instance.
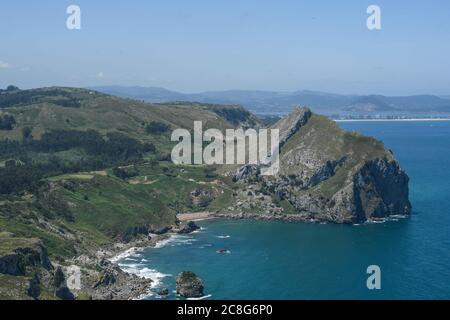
[107,230,199,299]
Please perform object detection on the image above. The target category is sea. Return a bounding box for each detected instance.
[116,120,450,300]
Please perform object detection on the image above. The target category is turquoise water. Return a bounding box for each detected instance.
[118,121,450,299]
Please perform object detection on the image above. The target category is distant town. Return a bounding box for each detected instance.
[331,115,450,121]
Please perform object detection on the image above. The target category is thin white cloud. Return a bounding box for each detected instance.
[0,61,10,69]
[96,71,104,78]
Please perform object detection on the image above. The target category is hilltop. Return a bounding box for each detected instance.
[220,108,410,223]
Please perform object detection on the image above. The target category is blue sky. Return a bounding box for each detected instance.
[1,0,449,95]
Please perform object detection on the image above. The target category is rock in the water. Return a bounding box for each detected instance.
[176,271,204,298]
[177,221,200,234]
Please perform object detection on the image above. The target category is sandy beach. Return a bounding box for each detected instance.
[177,212,212,222]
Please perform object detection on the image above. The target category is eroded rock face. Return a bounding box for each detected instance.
[352,158,411,221]
[274,107,312,147]
[0,241,52,276]
[176,271,204,298]
[91,260,152,300]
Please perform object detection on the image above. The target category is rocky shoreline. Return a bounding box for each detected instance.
[58,234,168,300]
[95,224,202,300]
[210,211,409,225]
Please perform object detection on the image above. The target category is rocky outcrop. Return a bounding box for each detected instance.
[91,260,152,300]
[177,221,200,234]
[229,107,412,224]
[176,271,204,298]
[307,157,347,187]
[121,226,150,242]
[149,226,172,235]
[274,107,312,147]
[0,240,52,276]
[352,158,411,220]
[53,266,75,300]
[27,273,41,299]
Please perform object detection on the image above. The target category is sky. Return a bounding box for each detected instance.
[0,0,450,95]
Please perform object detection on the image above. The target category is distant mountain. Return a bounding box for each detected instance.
[342,95,396,113]
[91,86,450,116]
[90,85,185,102]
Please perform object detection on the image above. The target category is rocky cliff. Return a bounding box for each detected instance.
[228,107,411,224]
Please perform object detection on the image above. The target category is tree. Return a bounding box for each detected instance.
[0,114,16,130]
[22,127,33,142]
[145,121,170,135]
[6,85,20,92]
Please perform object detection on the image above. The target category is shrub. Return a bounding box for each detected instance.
[145,121,170,135]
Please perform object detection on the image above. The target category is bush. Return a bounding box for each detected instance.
[112,166,139,180]
[22,127,33,141]
[0,114,16,130]
[145,121,170,135]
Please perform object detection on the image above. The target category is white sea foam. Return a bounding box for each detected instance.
[216,249,231,254]
[112,234,200,299]
[109,247,144,263]
[121,264,171,288]
[369,219,386,224]
[187,294,212,300]
[216,235,231,239]
[125,257,138,261]
[154,235,197,249]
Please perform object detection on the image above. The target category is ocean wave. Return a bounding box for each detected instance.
[120,264,171,289]
[187,294,212,300]
[125,257,138,261]
[154,235,197,249]
[216,249,231,254]
[216,235,231,239]
[109,247,144,263]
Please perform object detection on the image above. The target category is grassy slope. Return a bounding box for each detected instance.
[0,232,41,256]
[0,86,251,246]
[0,87,259,151]
[0,274,33,300]
[280,114,392,198]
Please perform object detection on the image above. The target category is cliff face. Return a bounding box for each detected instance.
[230,107,411,224]
[0,235,52,276]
